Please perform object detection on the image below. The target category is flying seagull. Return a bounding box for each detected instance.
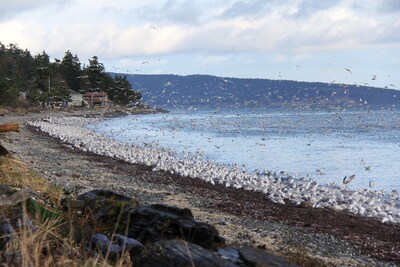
[306,140,315,146]
[343,174,355,185]
[345,68,352,74]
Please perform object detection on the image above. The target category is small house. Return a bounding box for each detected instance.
[68,90,84,106]
[83,91,112,107]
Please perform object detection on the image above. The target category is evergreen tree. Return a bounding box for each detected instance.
[85,56,105,92]
[30,51,51,104]
[60,50,82,92]
[111,75,141,105]
[0,43,142,107]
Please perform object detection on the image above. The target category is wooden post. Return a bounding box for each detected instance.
[0,124,19,132]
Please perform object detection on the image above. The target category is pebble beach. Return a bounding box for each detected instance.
[1,108,400,266]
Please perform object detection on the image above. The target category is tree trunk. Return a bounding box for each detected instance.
[0,124,19,132]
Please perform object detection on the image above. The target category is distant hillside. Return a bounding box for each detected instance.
[111,73,400,110]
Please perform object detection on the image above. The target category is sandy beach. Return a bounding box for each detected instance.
[1,108,399,266]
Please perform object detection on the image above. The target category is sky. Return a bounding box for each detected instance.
[1,0,399,89]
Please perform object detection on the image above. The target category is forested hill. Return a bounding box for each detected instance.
[113,74,400,110]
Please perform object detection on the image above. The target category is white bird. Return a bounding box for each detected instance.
[345,68,352,74]
[307,140,315,146]
[28,116,400,225]
[343,175,355,185]
[361,159,371,171]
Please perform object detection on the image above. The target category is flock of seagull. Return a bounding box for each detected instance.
[28,116,400,224]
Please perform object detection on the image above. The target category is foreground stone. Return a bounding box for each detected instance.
[134,239,234,267]
[0,188,298,266]
[69,189,225,249]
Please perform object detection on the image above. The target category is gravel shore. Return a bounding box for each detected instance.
[1,108,399,266]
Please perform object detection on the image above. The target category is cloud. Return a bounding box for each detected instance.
[201,55,229,65]
[0,0,399,66]
[378,0,400,13]
[137,0,203,25]
[0,0,68,21]
[291,0,340,18]
[220,0,273,19]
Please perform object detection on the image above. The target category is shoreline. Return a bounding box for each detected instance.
[1,108,400,266]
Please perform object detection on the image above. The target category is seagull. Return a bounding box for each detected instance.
[361,159,371,171]
[307,140,315,146]
[343,174,355,185]
[345,68,352,74]
[371,74,377,80]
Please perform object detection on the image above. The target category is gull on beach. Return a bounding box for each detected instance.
[27,116,400,225]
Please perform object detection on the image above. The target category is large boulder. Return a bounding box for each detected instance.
[73,190,225,249]
[116,203,225,249]
[134,239,235,267]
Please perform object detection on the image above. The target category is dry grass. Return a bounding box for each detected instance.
[0,157,64,204]
[3,213,133,266]
[0,157,133,266]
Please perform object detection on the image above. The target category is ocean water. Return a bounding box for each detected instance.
[88,108,400,191]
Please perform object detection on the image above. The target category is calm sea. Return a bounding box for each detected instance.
[88,108,400,191]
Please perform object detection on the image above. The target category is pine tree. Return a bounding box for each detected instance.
[60,50,82,92]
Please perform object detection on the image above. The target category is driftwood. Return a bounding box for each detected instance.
[0,124,19,133]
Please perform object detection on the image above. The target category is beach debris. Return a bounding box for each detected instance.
[0,124,19,133]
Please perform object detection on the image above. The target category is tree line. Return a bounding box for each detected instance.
[0,42,141,107]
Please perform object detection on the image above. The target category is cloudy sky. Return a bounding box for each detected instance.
[1,0,399,88]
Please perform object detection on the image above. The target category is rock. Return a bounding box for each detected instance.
[218,247,245,266]
[238,247,298,267]
[76,190,224,249]
[117,204,225,249]
[0,143,10,157]
[74,189,139,231]
[134,239,235,267]
[90,233,114,254]
[1,252,23,266]
[90,233,142,261]
[0,220,15,250]
[111,234,142,252]
[0,184,12,195]
[77,189,137,208]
